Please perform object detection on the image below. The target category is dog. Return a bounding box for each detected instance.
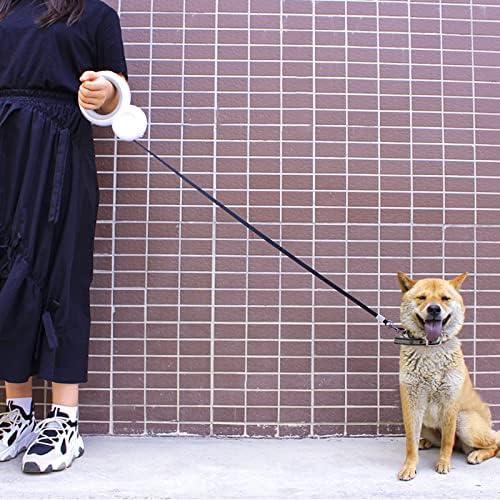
[397,272,500,481]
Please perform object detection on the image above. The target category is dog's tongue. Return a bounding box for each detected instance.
[424,320,442,342]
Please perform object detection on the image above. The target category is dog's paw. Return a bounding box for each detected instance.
[467,450,484,465]
[398,464,417,481]
[419,438,433,450]
[435,459,451,474]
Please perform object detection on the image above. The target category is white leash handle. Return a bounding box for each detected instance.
[79,70,148,141]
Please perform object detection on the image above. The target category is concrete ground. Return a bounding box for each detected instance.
[0,436,499,499]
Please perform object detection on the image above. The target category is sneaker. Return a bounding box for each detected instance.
[0,401,37,462]
[22,407,84,474]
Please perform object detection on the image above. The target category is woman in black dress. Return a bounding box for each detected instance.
[0,0,128,473]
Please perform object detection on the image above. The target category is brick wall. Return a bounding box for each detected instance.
[4,0,500,436]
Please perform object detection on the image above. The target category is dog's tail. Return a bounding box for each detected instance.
[496,432,500,458]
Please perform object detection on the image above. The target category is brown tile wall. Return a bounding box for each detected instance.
[3,0,500,436]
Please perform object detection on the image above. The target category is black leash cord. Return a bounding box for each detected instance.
[134,140,402,332]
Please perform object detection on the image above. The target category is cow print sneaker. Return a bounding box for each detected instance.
[22,407,84,474]
[0,401,37,462]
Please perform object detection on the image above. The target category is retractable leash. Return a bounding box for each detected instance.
[80,71,419,345]
[79,71,148,140]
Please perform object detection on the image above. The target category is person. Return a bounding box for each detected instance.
[0,0,128,473]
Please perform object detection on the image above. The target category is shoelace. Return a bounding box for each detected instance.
[0,408,23,439]
[31,415,73,449]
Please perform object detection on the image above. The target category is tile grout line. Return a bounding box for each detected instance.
[344,0,348,437]
[310,0,317,438]
[276,0,283,438]
[142,0,154,436]
[471,0,478,385]
[440,0,447,284]
[209,0,220,436]
[408,0,414,279]
[376,0,381,437]
[243,0,250,438]
[175,0,187,435]
[108,0,124,436]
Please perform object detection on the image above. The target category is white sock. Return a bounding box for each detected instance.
[51,404,78,422]
[7,397,32,416]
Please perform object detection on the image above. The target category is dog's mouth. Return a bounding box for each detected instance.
[416,313,451,342]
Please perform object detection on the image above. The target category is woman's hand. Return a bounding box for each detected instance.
[78,71,119,114]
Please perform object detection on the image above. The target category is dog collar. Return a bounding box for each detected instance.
[393,331,449,346]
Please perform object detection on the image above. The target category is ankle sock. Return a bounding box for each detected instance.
[51,404,78,422]
[7,397,32,416]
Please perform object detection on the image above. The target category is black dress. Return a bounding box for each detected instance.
[0,0,127,383]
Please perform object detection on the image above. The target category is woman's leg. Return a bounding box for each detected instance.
[51,383,78,407]
[5,379,32,399]
[5,381,79,406]
[4,379,33,414]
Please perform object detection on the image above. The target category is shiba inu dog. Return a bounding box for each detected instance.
[397,272,500,481]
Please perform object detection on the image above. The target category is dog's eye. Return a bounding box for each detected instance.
[442,296,450,301]
[417,295,426,300]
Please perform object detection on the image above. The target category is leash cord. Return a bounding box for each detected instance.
[134,140,403,332]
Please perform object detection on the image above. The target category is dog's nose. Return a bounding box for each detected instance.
[427,304,441,317]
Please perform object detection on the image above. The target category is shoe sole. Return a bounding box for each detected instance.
[0,429,37,462]
[22,444,84,474]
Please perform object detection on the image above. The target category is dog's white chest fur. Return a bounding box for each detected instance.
[400,339,465,429]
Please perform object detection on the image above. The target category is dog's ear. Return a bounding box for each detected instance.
[398,272,416,293]
[449,272,468,290]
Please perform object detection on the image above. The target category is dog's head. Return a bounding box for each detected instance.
[397,272,468,343]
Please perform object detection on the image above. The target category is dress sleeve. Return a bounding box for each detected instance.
[95,8,128,79]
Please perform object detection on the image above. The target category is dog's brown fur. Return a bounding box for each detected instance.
[397,272,500,481]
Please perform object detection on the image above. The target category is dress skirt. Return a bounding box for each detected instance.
[0,90,98,384]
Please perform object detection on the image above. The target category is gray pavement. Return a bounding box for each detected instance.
[0,436,499,499]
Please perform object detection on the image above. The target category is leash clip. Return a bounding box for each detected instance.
[381,316,406,334]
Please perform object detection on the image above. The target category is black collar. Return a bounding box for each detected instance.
[393,331,449,346]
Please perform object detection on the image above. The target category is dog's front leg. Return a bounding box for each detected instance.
[398,384,425,481]
[435,406,458,474]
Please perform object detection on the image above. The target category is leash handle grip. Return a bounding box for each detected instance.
[79,70,131,127]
